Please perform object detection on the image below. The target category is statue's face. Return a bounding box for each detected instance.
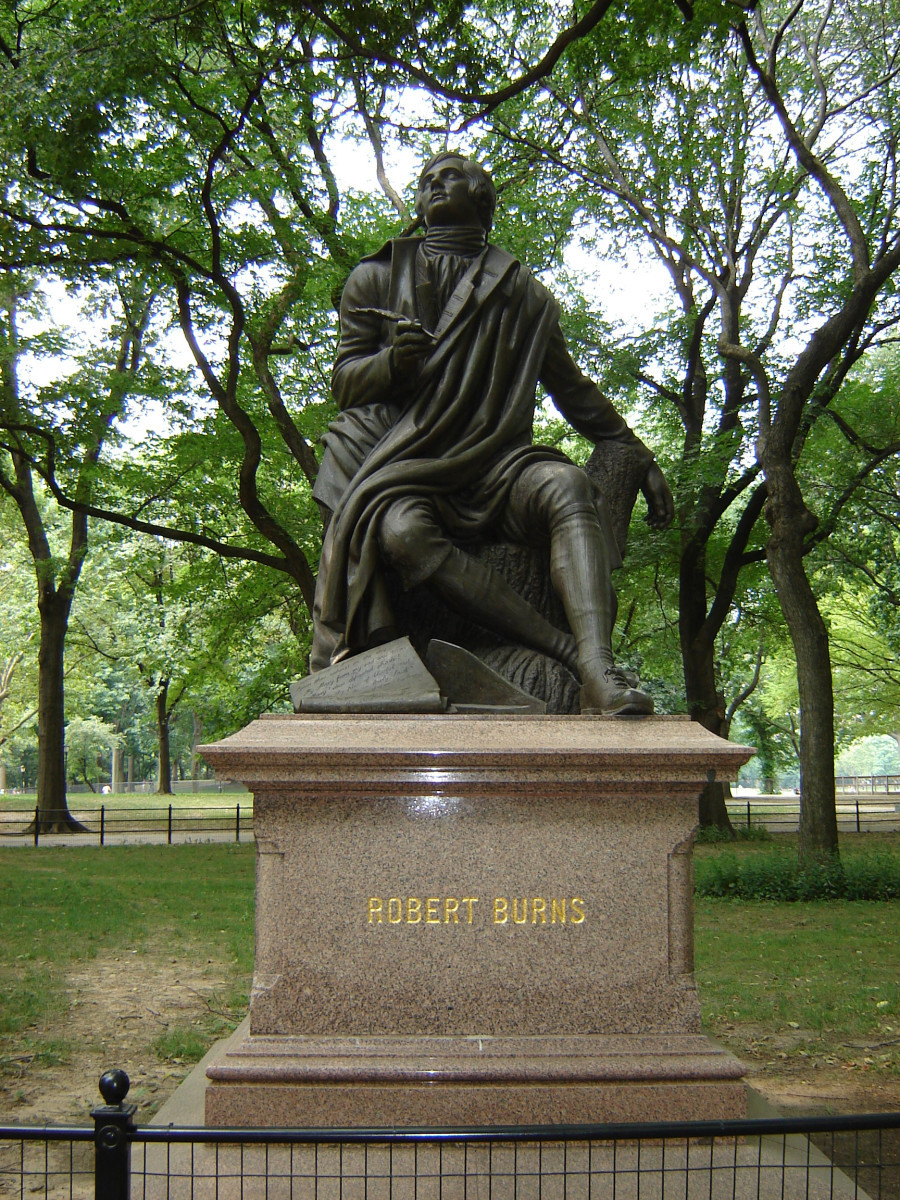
[416,157,481,228]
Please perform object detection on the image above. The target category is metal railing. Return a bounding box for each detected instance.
[1,1072,899,1199]
[0,804,253,846]
[837,776,900,795]
[2,798,898,846]
[727,796,900,834]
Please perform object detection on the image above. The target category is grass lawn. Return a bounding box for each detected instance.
[694,833,900,1084]
[0,844,255,1099]
[696,898,899,1076]
[1,834,898,1119]
[0,791,251,813]
[694,831,900,859]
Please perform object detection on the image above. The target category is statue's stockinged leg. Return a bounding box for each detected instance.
[428,548,579,673]
[549,513,654,715]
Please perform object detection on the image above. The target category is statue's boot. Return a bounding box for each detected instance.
[428,547,579,673]
[549,513,653,715]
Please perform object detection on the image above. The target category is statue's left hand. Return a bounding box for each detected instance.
[641,462,675,530]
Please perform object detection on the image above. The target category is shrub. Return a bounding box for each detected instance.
[696,824,772,845]
[694,848,900,901]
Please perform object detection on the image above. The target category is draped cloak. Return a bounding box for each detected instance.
[311,237,652,670]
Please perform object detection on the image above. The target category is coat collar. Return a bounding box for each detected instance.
[380,238,518,341]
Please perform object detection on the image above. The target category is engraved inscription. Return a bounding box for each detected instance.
[291,638,444,712]
[367,896,585,927]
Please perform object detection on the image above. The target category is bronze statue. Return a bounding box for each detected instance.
[310,152,674,714]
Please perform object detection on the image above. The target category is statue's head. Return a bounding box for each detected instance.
[416,152,496,233]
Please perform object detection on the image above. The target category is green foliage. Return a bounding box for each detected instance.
[477,0,900,848]
[732,703,798,789]
[695,846,900,900]
[0,496,38,763]
[836,736,900,780]
[65,716,122,788]
[695,822,773,844]
[2,0,900,847]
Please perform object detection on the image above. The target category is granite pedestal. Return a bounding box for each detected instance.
[200,714,752,1127]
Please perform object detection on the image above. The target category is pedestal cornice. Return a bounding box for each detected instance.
[200,713,752,792]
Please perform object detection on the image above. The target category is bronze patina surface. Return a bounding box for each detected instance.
[306,153,674,716]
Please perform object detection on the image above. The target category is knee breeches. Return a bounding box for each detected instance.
[376,460,604,591]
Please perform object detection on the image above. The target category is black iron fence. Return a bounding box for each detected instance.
[728,796,899,834]
[1,1072,899,1199]
[0,804,253,846]
[1,797,898,847]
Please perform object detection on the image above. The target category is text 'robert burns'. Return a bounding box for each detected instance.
[367,897,586,926]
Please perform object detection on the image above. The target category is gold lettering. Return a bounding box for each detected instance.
[371,894,578,928]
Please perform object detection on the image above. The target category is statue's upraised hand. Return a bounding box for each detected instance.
[640,461,675,530]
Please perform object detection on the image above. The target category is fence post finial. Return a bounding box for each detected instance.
[91,1070,137,1200]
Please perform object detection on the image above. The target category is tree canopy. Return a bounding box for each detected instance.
[3,0,900,855]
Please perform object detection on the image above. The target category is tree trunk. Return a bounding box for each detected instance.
[191,710,203,791]
[680,543,734,834]
[111,745,123,793]
[156,679,173,795]
[764,463,839,861]
[36,592,86,832]
[6,448,90,834]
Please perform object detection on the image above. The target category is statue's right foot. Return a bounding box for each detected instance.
[580,666,654,716]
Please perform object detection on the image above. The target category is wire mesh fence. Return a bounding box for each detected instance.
[2,1103,900,1200]
[0,1128,93,1199]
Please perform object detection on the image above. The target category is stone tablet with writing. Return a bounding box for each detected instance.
[290,637,446,713]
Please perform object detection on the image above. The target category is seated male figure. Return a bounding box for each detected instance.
[311,152,674,714]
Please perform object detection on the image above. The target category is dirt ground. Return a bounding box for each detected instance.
[0,946,234,1126]
[1,949,899,1127]
[712,1018,900,1116]
[742,1057,900,1116]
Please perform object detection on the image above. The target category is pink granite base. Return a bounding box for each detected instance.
[205,1076,747,1127]
[200,715,753,1127]
[204,1032,747,1125]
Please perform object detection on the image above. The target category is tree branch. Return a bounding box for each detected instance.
[0,426,294,575]
[724,639,764,734]
[737,17,871,284]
